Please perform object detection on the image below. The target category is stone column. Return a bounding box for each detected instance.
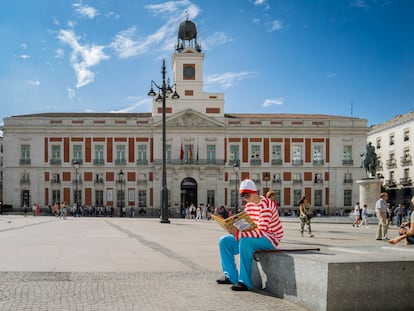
[356,179,383,213]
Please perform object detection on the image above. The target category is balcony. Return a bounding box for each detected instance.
[314,179,324,184]
[20,178,30,185]
[115,159,126,165]
[385,179,397,188]
[292,179,303,184]
[51,179,61,184]
[50,158,62,165]
[377,162,383,171]
[72,178,83,184]
[272,179,281,184]
[250,158,262,166]
[292,159,303,166]
[271,159,283,165]
[137,179,147,185]
[401,156,412,166]
[342,159,354,165]
[343,178,353,184]
[94,179,104,184]
[153,159,225,166]
[400,177,412,186]
[313,159,324,165]
[93,159,105,165]
[136,159,149,165]
[386,159,397,169]
[251,179,261,184]
[71,159,83,165]
[19,158,31,165]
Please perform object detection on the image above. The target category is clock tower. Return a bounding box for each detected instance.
[168,19,224,117]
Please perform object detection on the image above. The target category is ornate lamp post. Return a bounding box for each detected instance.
[148,59,179,223]
[73,160,80,207]
[118,169,124,216]
[233,159,240,212]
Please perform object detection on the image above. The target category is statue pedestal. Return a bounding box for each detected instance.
[356,179,383,213]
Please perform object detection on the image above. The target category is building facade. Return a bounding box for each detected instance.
[1,20,369,215]
[368,111,414,206]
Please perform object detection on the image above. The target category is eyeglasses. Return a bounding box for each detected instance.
[240,193,251,199]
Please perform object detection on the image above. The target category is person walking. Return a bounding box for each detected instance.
[394,204,403,227]
[375,192,389,241]
[352,202,361,227]
[216,179,284,291]
[360,204,369,228]
[299,196,314,237]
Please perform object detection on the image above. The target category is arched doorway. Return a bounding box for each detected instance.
[181,177,197,216]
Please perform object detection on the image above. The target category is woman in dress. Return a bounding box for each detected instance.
[299,196,314,237]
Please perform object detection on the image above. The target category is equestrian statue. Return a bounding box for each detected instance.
[360,142,378,179]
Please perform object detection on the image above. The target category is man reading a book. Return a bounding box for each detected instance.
[216,179,284,291]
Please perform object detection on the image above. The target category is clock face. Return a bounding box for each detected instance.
[183,65,195,79]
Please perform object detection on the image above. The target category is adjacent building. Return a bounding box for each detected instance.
[368,111,414,206]
[0,20,369,215]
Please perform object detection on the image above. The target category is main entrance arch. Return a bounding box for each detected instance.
[180,177,197,215]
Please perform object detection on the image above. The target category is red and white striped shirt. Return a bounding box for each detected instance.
[236,197,284,248]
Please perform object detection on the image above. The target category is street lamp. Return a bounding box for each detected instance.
[118,169,124,216]
[233,159,240,212]
[148,59,179,223]
[73,160,80,208]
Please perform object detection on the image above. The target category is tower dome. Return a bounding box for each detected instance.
[176,19,201,52]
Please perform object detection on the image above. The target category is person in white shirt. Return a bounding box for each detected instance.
[375,193,389,240]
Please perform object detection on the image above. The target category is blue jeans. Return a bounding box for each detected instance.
[218,234,275,289]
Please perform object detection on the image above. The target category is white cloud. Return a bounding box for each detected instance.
[57,29,110,88]
[252,0,270,9]
[28,80,40,86]
[110,97,152,113]
[67,87,76,99]
[350,0,368,8]
[270,20,283,31]
[19,54,30,59]
[73,3,99,19]
[201,32,232,50]
[55,48,64,58]
[206,71,257,89]
[145,0,191,15]
[263,97,284,108]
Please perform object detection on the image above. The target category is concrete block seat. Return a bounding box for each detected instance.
[251,245,414,311]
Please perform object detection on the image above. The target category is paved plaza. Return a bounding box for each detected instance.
[0,215,407,310]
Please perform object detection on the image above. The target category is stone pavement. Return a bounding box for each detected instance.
[0,215,406,310]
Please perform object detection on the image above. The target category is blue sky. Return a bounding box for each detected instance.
[1,0,413,129]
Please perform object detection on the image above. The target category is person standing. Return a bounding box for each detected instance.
[375,192,389,240]
[394,204,403,226]
[352,202,361,227]
[299,196,314,237]
[216,179,283,291]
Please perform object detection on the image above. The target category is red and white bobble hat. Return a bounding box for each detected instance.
[239,179,258,193]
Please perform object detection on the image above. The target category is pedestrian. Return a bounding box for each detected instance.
[394,204,403,226]
[375,192,389,241]
[216,179,284,291]
[299,196,314,237]
[352,202,361,227]
[23,205,28,217]
[360,204,369,227]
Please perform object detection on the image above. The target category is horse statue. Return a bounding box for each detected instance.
[360,142,378,179]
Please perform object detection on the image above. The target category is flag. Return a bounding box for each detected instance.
[189,145,193,160]
[180,143,184,160]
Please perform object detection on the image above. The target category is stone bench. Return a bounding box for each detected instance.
[251,245,414,311]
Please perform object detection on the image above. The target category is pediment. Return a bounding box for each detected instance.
[157,109,226,128]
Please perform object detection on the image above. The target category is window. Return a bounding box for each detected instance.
[293,190,302,206]
[292,145,302,165]
[376,138,381,149]
[51,145,61,165]
[20,145,31,164]
[274,190,281,206]
[51,190,61,204]
[94,145,104,164]
[95,174,104,183]
[272,173,281,183]
[166,145,171,163]
[271,145,282,164]
[344,173,352,183]
[313,145,323,164]
[73,145,82,162]
[344,190,352,206]
[95,190,104,206]
[314,190,322,206]
[389,134,395,145]
[116,145,126,165]
[404,129,410,142]
[343,145,353,165]
[230,145,239,163]
[207,145,216,164]
[51,173,60,183]
[138,190,147,207]
[230,189,237,207]
[184,144,193,162]
[314,173,323,183]
[293,173,302,183]
[137,145,147,164]
[251,145,261,165]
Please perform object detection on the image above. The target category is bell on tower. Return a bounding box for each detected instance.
[176,18,201,52]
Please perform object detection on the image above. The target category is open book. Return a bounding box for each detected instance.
[211,210,256,232]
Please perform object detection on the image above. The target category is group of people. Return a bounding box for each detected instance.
[215,179,414,292]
